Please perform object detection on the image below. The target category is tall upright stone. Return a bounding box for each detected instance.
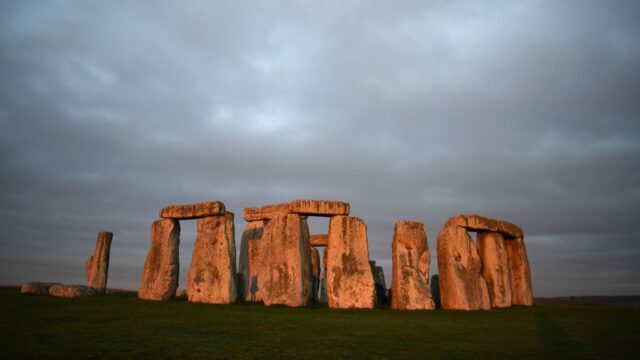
[85,231,113,291]
[326,216,375,309]
[319,247,328,303]
[258,214,312,307]
[505,236,533,306]
[187,213,237,304]
[436,225,490,310]
[139,219,180,301]
[239,220,266,302]
[430,274,441,309]
[391,221,435,310]
[310,247,321,303]
[477,231,512,308]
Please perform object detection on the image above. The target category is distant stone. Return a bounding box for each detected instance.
[478,232,512,308]
[370,262,388,305]
[21,282,61,295]
[505,236,534,306]
[310,247,321,303]
[445,214,523,238]
[175,288,187,299]
[310,234,329,247]
[391,220,435,310]
[85,231,112,291]
[138,219,180,301]
[326,216,375,309]
[289,199,350,217]
[319,247,328,303]
[436,225,491,310]
[258,214,312,307]
[160,201,225,220]
[49,284,97,298]
[430,274,441,309]
[187,213,237,304]
[239,220,266,302]
[243,203,291,222]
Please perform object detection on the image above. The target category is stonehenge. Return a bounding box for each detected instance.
[138,219,181,301]
[436,214,533,310]
[86,231,112,291]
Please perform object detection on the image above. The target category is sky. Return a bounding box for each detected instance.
[1,1,639,297]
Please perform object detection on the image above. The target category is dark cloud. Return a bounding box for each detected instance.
[1,0,639,296]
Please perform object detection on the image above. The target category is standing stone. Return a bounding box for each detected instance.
[326,216,375,309]
[257,214,312,307]
[370,262,388,305]
[239,220,266,302]
[319,247,328,303]
[85,231,113,291]
[505,237,534,306]
[310,247,321,303]
[436,225,491,310]
[139,219,180,301]
[430,274,441,309]
[391,221,435,310]
[187,213,237,304]
[477,231,512,308]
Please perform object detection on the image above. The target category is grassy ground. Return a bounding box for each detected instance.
[1,287,638,359]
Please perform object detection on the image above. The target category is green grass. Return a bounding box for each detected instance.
[1,287,638,359]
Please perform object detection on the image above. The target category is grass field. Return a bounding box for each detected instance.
[1,287,638,359]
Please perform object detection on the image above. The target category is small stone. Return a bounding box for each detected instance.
[138,219,181,301]
[175,288,187,299]
[159,201,225,220]
[49,284,97,298]
[289,199,350,217]
[21,282,61,295]
[85,231,112,291]
[187,213,237,304]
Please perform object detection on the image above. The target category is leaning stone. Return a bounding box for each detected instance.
[243,203,291,221]
[289,199,350,217]
[159,201,225,220]
[85,231,112,291]
[138,219,180,301]
[326,216,375,309]
[445,214,523,238]
[436,225,491,310]
[310,234,328,247]
[258,214,312,307]
[478,232,512,308]
[21,282,61,295]
[187,213,237,304]
[391,220,435,310]
[49,284,96,298]
[505,236,534,306]
[239,220,266,302]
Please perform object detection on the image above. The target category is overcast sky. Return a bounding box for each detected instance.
[1,1,639,297]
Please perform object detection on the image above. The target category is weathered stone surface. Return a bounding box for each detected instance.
[160,201,225,220]
[310,247,321,303]
[370,262,388,305]
[49,284,97,298]
[243,203,290,221]
[478,232,512,308]
[310,234,329,247]
[445,214,523,238]
[258,214,312,307]
[430,274,441,309]
[391,221,435,310]
[326,216,375,309]
[239,220,266,302]
[175,288,187,299]
[138,219,180,301]
[21,282,61,295]
[187,213,237,304]
[436,225,491,310]
[290,199,350,217]
[319,247,328,303]
[505,236,534,306]
[85,231,112,290]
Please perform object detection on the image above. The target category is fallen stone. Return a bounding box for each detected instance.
[258,213,312,307]
[289,199,350,217]
[391,220,435,310]
[310,234,329,247]
[49,284,97,298]
[160,201,225,220]
[239,220,266,302]
[310,246,321,303]
[85,231,112,291]
[478,231,512,308]
[21,282,61,295]
[187,213,237,304]
[326,216,375,309]
[445,214,523,238]
[505,236,534,306]
[436,225,491,310]
[243,203,291,222]
[138,219,181,301]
